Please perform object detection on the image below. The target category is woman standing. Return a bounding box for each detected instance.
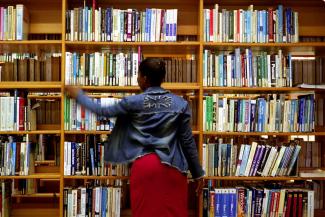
[65,58,204,217]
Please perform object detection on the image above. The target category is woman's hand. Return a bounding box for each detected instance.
[65,85,81,99]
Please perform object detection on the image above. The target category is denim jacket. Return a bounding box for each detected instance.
[76,86,205,179]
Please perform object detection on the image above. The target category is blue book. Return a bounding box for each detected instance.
[220,189,227,217]
[229,189,237,217]
[239,144,251,176]
[219,54,224,86]
[286,145,301,175]
[71,142,75,175]
[247,10,252,43]
[11,142,16,175]
[147,9,152,42]
[278,5,283,42]
[90,147,95,175]
[101,187,107,216]
[215,189,222,217]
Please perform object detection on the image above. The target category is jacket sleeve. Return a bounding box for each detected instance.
[179,102,205,179]
[75,90,129,117]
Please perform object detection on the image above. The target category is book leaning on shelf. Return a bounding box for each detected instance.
[66,6,178,42]
[202,187,314,217]
[204,4,298,43]
[0,4,29,41]
[203,49,292,87]
[63,183,122,217]
[203,93,314,133]
[202,140,300,177]
[64,135,129,176]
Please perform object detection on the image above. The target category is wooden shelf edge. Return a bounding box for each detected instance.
[79,83,200,91]
[64,176,129,180]
[203,42,325,47]
[65,41,200,46]
[0,130,61,135]
[203,132,325,136]
[12,193,60,198]
[0,174,60,179]
[0,40,62,45]
[0,82,62,89]
[203,87,318,92]
[64,130,112,134]
[204,176,325,181]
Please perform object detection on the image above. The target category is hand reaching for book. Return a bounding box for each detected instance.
[65,85,81,99]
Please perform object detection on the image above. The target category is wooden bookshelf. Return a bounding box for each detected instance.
[0,0,323,216]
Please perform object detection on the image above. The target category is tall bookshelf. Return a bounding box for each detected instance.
[0,0,324,216]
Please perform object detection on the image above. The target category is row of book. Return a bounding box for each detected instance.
[66,7,178,42]
[64,139,129,176]
[65,51,141,86]
[0,5,29,41]
[203,49,292,87]
[0,92,35,131]
[204,4,299,43]
[64,97,120,131]
[0,54,61,82]
[299,141,322,169]
[162,57,197,83]
[202,140,300,177]
[202,187,314,217]
[203,94,315,132]
[63,185,122,217]
[0,136,33,176]
[35,134,60,165]
[36,101,61,125]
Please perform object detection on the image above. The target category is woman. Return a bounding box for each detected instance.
[65,58,204,217]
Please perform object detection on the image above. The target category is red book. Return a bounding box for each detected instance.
[81,106,85,130]
[274,192,280,217]
[210,9,213,41]
[284,193,292,217]
[18,97,25,131]
[270,191,275,217]
[292,193,298,217]
[268,8,274,42]
[298,193,303,217]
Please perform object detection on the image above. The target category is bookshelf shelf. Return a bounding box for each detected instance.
[0,82,62,89]
[64,176,129,180]
[0,40,62,45]
[0,130,61,135]
[203,87,318,93]
[80,83,200,91]
[203,132,325,136]
[0,174,60,179]
[27,95,62,99]
[204,176,325,181]
[12,193,60,198]
[64,130,112,135]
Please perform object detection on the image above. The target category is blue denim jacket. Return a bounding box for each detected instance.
[76,86,204,179]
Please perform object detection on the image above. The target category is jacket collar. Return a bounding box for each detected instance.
[144,86,170,94]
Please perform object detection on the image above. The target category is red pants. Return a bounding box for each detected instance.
[130,153,188,217]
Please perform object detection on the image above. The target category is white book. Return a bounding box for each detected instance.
[267,150,279,176]
[261,147,276,176]
[72,189,78,217]
[262,189,269,217]
[270,146,286,176]
[214,5,219,42]
[308,190,314,217]
[235,144,245,176]
[67,190,73,217]
[244,142,257,176]
[156,9,161,42]
[67,142,71,176]
[16,4,29,40]
[150,9,156,42]
[80,187,86,217]
[278,189,286,217]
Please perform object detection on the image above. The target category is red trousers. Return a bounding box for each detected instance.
[130,153,188,217]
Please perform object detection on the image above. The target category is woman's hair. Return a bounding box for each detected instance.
[139,58,166,86]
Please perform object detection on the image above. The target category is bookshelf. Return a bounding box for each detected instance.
[0,0,323,217]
